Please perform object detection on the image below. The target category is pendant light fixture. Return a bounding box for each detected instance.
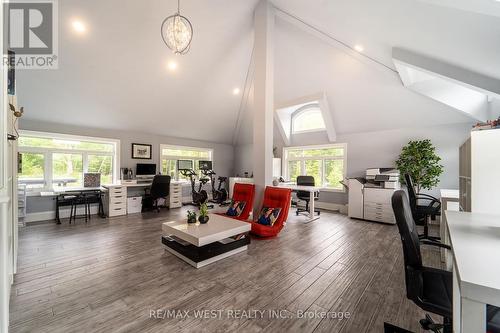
[161,0,193,55]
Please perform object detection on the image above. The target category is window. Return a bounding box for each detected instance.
[18,131,120,190]
[291,104,326,134]
[18,152,45,189]
[283,144,347,191]
[160,144,213,181]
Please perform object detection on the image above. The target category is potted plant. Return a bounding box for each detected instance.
[395,139,444,193]
[187,210,197,224]
[198,203,209,224]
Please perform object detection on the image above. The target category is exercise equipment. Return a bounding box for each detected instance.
[199,161,229,205]
[178,160,213,208]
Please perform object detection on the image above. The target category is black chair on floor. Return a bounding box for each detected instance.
[84,190,105,219]
[143,175,171,212]
[295,175,320,216]
[391,190,452,333]
[69,192,90,224]
[404,174,441,242]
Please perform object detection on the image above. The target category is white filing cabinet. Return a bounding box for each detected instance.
[105,185,127,217]
[169,182,183,208]
[363,188,397,224]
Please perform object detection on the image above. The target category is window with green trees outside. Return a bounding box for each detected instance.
[160,144,213,181]
[283,144,346,190]
[18,132,119,190]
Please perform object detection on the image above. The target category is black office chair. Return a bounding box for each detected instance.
[391,190,452,333]
[404,174,441,242]
[295,176,320,216]
[143,175,171,212]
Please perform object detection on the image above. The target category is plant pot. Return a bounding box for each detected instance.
[187,218,197,224]
[198,215,209,224]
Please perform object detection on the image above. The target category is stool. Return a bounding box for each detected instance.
[69,193,90,224]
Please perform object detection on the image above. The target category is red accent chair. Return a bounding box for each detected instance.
[250,186,292,238]
[217,183,255,221]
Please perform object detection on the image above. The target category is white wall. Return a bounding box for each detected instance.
[20,119,235,216]
[233,143,254,177]
[237,122,473,205]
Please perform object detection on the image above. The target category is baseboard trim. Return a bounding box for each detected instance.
[316,202,348,215]
[295,201,348,215]
[25,205,100,223]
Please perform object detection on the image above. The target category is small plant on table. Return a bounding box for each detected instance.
[198,203,209,224]
[187,210,197,224]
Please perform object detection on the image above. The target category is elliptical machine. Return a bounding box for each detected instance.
[178,160,213,208]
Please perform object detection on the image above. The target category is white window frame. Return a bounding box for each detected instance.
[291,104,327,135]
[159,144,213,181]
[283,143,347,192]
[18,130,120,191]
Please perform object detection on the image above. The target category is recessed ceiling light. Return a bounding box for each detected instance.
[72,20,86,33]
[354,45,364,52]
[167,61,178,71]
[232,88,240,95]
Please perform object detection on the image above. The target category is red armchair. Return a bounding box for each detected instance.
[250,186,292,238]
[217,183,255,221]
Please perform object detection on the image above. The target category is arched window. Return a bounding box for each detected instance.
[291,105,326,134]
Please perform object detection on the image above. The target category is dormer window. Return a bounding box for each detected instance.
[275,93,336,145]
[291,104,326,134]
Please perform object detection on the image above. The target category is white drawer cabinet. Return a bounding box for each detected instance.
[169,182,183,208]
[104,185,128,217]
[363,188,397,224]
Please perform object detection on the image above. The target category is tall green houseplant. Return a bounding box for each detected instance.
[395,139,444,193]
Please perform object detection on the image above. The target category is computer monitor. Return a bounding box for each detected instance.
[199,160,212,171]
[136,163,156,176]
[177,160,194,171]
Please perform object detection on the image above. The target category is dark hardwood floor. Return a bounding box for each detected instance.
[9,208,442,333]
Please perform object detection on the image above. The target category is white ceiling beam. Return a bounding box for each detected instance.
[393,48,500,97]
[393,47,500,122]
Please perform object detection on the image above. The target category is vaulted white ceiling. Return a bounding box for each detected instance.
[18,0,500,145]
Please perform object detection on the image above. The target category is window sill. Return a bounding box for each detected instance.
[292,129,327,135]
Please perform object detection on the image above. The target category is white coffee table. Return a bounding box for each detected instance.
[161,213,251,268]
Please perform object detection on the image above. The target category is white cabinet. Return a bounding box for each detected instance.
[363,188,396,224]
[462,129,500,215]
[169,182,183,208]
[347,179,397,225]
[104,185,127,217]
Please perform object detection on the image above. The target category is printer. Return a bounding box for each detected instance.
[346,168,400,224]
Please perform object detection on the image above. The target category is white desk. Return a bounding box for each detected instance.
[40,186,103,197]
[445,210,500,333]
[278,184,323,222]
[440,189,459,264]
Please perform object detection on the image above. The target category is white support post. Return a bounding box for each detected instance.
[253,0,275,216]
